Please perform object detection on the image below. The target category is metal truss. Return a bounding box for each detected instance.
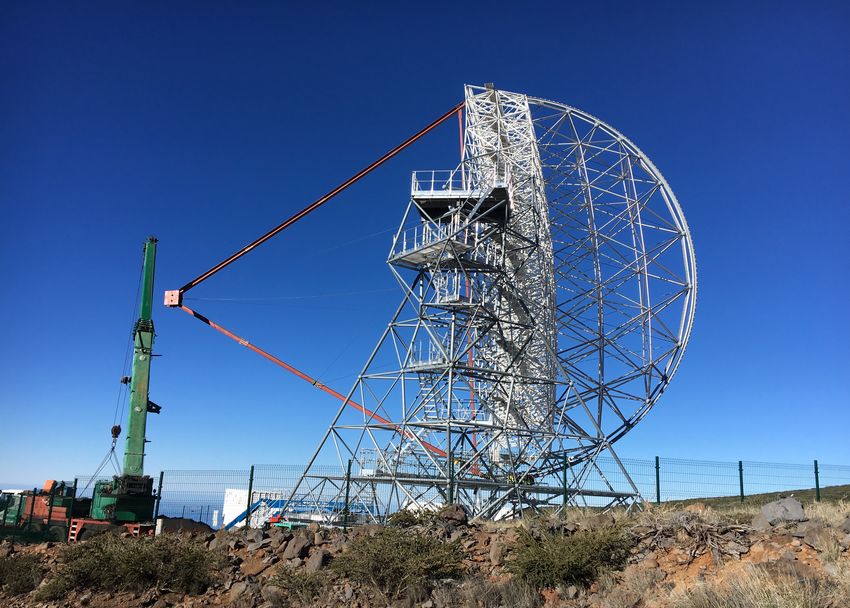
[290,86,697,522]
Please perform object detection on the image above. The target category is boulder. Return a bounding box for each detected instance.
[244,528,265,544]
[305,548,331,573]
[261,585,286,604]
[802,525,833,552]
[241,555,271,577]
[489,541,506,566]
[437,504,469,526]
[282,534,312,559]
[246,538,273,552]
[751,513,771,531]
[228,581,260,606]
[759,497,807,526]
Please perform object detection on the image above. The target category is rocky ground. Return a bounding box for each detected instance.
[2,498,849,607]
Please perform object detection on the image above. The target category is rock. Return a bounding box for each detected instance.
[751,513,771,531]
[305,548,331,573]
[760,497,807,526]
[489,541,506,566]
[241,555,271,577]
[724,541,749,556]
[274,538,290,555]
[437,504,469,526]
[565,585,579,599]
[289,557,303,568]
[314,530,326,545]
[841,515,850,534]
[246,538,273,552]
[802,525,833,552]
[229,581,260,606]
[344,583,354,600]
[282,534,312,559]
[474,531,491,547]
[261,585,286,604]
[244,528,265,544]
[839,533,850,550]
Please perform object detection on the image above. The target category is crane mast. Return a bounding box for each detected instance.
[123,236,158,476]
[89,236,161,522]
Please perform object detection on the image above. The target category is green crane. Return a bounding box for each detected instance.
[90,236,161,522]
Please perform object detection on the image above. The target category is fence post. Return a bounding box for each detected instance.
[154,471,164,519]
[14,494,25,541]
[343,459,352,533]
[655,456,661,504]
[44,483,58,541]
[245,465,255,528]
[562,453,569,507]
[738,461,745,503]
[814,460,821,502]
[26,487,37,531]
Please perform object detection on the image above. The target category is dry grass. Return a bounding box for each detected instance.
[455,577,541,608]
[671,564,850,608]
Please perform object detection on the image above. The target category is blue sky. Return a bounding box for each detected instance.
[1,1,849,487]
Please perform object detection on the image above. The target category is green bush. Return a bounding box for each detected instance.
[506,525,633,590]
[387,509,420,528]
[332,527,464,599]
[36,534,221,599]
[0,554,44,595]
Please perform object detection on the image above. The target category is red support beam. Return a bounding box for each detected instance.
[179,305,447,458]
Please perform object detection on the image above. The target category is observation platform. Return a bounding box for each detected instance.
[411,170,509,224]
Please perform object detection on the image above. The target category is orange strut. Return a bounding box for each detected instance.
[179,305,447,458]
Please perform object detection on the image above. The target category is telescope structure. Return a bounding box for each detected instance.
[289,85,697,520]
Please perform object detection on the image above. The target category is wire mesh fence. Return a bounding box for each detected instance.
[2,455,849,543]
[149,456,850,527]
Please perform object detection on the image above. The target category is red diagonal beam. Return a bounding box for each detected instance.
[175,102,464,296]
[179,305,447,458]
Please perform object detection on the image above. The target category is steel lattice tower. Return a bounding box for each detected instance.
[290,85,696,521]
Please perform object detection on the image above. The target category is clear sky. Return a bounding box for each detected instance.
[2,1,849,488]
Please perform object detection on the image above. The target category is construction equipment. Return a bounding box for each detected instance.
[68,236,163,540]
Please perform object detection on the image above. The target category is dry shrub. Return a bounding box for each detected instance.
[506,525,633,590]
[0,554,43,595]
[332,527,464,600]
[672,565,850,608]
[269,567,330,606]
[635,508,748,563]
[35,533,222,600]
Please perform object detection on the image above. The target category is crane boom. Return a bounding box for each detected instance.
[123,236,158,476]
